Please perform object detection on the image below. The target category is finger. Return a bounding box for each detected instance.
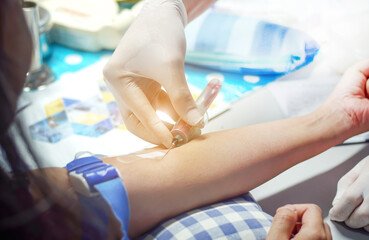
[154,89,180,123]
[339,58,369,91]
[164,66,204,127]
[324,223,332,240]
[332,177,355,207]
[103,76,172,146]
[343,58,369,82]
[329,183,364,222]
[189,127,201,141]
[122,111,163,145]
[332,159,363,206]
[115,93,173,147]
[122,110,173,146]
[293,204,324,225]
[162,121,174,132]
[329,193,362,222]
[267,205,297,240]
[364,224,369,232]
[345,198,369,229]
[293,204,326,240]
[118,81,173,148]
[353,58,369,78]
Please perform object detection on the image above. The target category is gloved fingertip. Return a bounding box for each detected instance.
[332,197,339,207]
[328,208,339,221]
[163,137,173,149]
[197,118,205,128]
[189,127,202,141]
[186,109,204,126]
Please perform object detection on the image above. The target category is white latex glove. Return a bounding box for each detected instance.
[103,0,204,148]
[329,155,369,232]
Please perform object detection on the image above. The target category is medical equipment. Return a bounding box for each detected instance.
[39,0,143,51]
[39,6,52,59]
[23,1,55,91]
[67,156,130,239]
[161,78,222,161]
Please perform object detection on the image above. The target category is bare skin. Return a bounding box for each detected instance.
[104,108,346,237]
[267,204,332,240]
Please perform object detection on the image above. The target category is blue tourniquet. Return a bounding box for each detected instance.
[66,156,130,240]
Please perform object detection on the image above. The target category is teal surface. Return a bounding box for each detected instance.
[45,44,283,103]
[45,44,112,79]
[184,64,283,102]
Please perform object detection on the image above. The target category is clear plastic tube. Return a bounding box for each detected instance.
[171,78,222,146]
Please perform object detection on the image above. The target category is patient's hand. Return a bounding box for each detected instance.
[320,59,369,137]
[329,156,369,232]
[267,204,331,240]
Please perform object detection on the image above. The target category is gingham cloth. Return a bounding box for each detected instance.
[140,193,273,240]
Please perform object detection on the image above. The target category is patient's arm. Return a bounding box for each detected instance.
[104,59,369,237]
[30,60,369,238]
[104,107,348,237]
[29,111,340,239]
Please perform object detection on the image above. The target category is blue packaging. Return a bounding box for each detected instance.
[185,9,319,75]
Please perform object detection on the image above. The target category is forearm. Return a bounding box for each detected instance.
[182,0,216,22]
[105,106,353,237]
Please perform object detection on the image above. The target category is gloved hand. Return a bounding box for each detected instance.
[103,0,204,148]
[329,156,369,232]
[267,204,332,240]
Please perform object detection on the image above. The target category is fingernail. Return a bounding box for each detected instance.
[197,119,205,128]
[165,136,174,148]
[282,204,297,213]
[187,109,203,126]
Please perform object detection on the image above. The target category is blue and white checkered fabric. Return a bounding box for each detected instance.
[140,193,273,240]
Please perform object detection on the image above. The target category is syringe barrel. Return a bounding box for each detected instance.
[171,78,222,146]
[195,78,222,114]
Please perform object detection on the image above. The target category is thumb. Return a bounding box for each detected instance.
[189,127,201,141]
[267,205,297,240]
[165,67,204,127]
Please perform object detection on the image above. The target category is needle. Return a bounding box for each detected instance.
[159,79,222,161]
[160,138,178,161]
